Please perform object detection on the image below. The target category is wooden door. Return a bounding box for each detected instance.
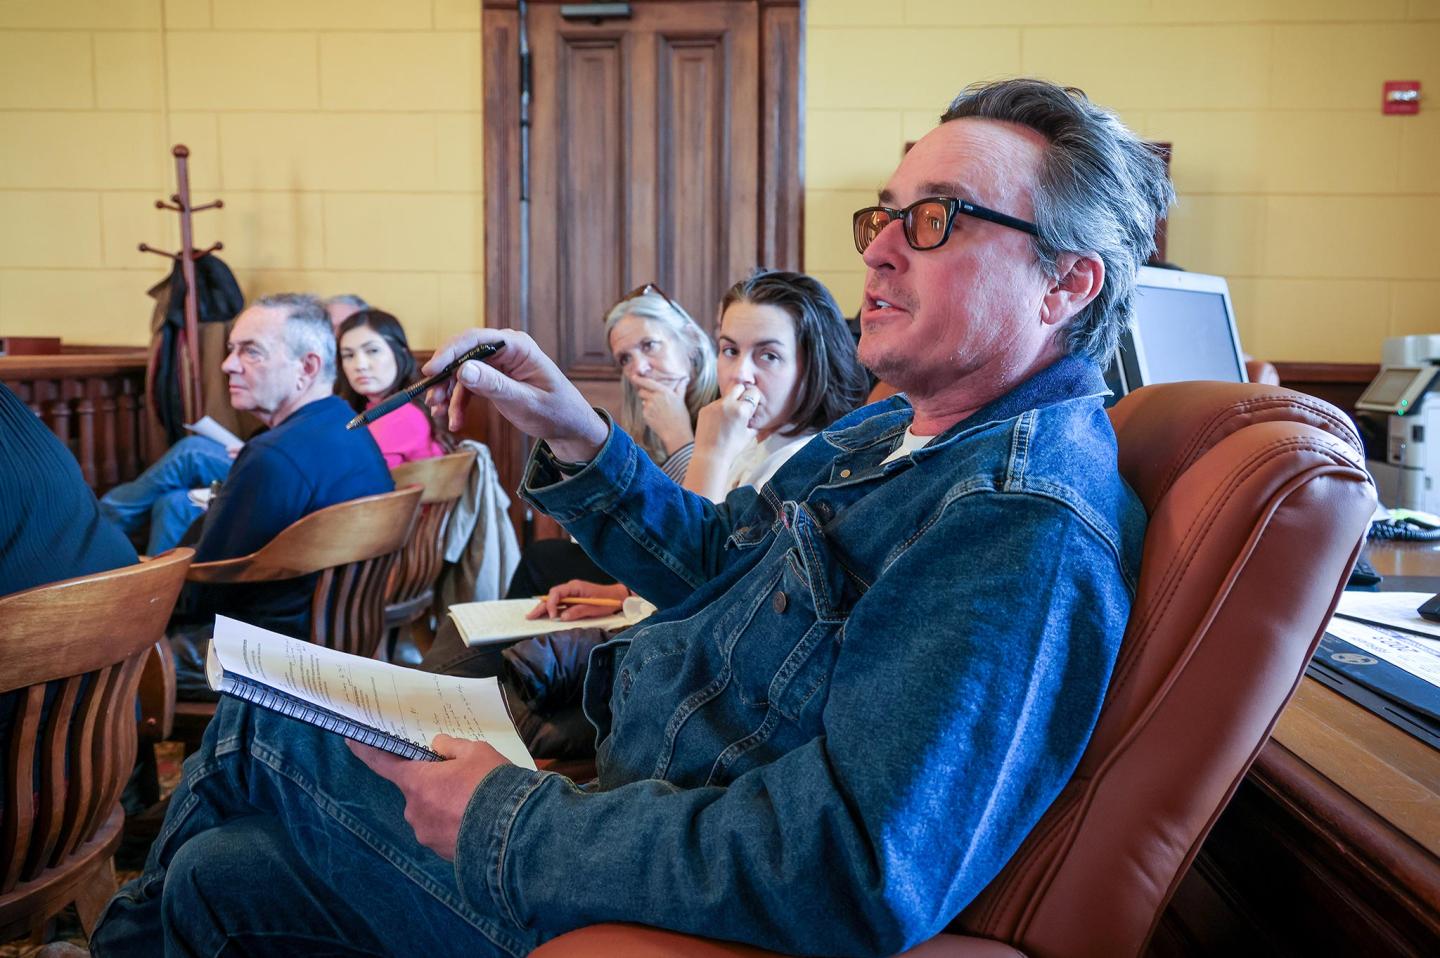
[482,0,803,540]
[530,0,757,413]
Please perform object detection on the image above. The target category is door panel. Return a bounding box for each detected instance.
[528,1,758,410]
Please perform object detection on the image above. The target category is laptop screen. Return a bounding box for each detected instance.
[1132,284,1246,385]
[1107,267,1248,402]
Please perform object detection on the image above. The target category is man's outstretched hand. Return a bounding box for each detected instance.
[348,735,510,862]
[424,328,609,463]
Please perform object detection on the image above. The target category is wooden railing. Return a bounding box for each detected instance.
[0,352,160,495]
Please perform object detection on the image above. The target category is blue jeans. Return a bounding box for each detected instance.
[91,700,533,958]
[99,435,231,554]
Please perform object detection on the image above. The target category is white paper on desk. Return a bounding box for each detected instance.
[1334,591,1440,639]
[449,596,655,647]
[1325,616,1440,689]
[184,415,243,451]
[208,615,535,768]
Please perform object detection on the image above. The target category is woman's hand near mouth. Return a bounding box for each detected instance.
[633,373,694,454]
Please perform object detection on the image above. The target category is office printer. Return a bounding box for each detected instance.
[1355,334,1440,512]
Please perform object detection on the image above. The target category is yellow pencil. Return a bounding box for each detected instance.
[546,596,625,609]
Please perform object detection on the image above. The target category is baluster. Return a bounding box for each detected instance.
[76,386,98,489]
[117,378,141,483]
[45,383,71,451]
[95,378,120,490]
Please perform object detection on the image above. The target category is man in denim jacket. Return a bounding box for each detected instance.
[94,79,1172,957]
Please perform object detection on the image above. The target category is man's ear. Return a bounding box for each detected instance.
[1040,253,1104,328]
[298,352,324,388]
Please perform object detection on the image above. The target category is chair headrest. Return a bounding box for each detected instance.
[1107,382,1362,512]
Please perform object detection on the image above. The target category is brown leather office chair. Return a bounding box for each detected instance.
[0,549,192,942]
[385,450,476,653]
[165,486,423,748]
[529,382,1376,958]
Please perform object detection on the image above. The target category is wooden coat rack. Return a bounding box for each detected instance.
[138,144,223,421]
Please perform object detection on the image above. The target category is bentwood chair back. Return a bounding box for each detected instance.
[166,487,422,749]
[0,549,192,942]
[386,449,476,637]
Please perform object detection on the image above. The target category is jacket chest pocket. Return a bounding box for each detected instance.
[721,502,859,721]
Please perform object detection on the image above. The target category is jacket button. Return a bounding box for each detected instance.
[772,591,788,613]
[839,469,851,478]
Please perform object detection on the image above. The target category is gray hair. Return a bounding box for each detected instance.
[254,292,336,384]
[940,78,1175,363]
[602,289,718,462]
[324,293,369,311]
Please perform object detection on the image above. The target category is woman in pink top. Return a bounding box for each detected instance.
[336,309,447,467]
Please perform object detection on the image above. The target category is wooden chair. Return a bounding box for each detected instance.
[0,549,192,943]
[385,450,477,655]
[168,486,423,745]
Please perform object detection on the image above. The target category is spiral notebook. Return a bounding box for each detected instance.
[205,615,535,767]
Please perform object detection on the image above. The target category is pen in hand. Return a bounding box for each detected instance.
[345,340,506,430]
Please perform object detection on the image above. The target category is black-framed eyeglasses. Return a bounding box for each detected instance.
[852,196,1039,255]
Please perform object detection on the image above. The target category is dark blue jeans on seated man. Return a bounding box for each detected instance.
[98,435,231,555]
[91,699,533,958]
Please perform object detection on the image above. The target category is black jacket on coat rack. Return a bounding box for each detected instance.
[148,254,244,445]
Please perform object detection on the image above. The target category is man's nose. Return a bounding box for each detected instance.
[860,218,908,271]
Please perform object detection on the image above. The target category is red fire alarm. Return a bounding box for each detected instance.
[1383,81,1420,115]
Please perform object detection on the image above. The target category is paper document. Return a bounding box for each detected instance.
[207,615,534,767]
[1334,591,1440,639]
[184,415,243,451]
[449,596,656,647]
[1325,616,1440,690]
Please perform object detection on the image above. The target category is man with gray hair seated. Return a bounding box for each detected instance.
[96,80,1172,957]
[167,293,393,690]
[324,292,370,332]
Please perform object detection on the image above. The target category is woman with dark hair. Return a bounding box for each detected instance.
[337,309,446,467]
[683,269,869,500]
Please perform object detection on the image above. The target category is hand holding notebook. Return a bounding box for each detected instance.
[206,615,534,766]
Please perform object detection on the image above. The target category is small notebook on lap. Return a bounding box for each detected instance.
[205,615,534,767]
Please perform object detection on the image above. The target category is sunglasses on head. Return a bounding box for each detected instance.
[615,282,683,317]
[852,196,1039,255]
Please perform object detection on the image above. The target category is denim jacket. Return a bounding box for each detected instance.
[459,356,1146,957]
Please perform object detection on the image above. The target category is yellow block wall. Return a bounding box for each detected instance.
[3,2,1437,362]
[0,0,484,350]
[805,0,1440,362]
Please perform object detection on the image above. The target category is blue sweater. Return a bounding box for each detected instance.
[0,382,137,597]
[185,394,393,638]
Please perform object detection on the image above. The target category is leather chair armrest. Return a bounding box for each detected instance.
[529,925,1025,957]
[138,637,176,742]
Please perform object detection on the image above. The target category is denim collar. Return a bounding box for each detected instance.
[824,354,1107,454]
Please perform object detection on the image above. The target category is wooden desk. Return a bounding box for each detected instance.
[1153,542,1440,956]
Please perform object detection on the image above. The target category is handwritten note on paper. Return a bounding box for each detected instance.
[210,616,535,768]
[448,597,654,647]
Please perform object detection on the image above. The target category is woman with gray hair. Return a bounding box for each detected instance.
[499,285,716,600]
[603,285,718,480]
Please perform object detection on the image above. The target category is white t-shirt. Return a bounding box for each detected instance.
[880,428,936,465]
[725,430,817,492]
